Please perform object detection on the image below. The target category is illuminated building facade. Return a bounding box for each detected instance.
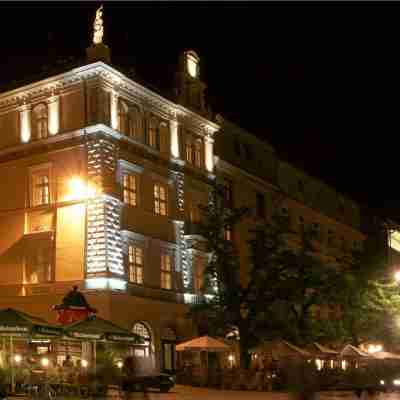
[0,19,370,368]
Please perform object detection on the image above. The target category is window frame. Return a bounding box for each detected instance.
[154,182,168,216]
[128,245,144,285]
[30,164,52,208]
[32,103,48,140]
[160,252,174,290]
[123,173,138,207]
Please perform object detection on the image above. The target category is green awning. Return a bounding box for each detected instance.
[63,315,144,344]
[0,308,62,338]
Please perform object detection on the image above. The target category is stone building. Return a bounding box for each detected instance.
[0,13,371,371]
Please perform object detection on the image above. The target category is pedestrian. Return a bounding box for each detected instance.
[122,356,148,400]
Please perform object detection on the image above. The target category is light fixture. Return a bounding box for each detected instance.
[117,360,123,369]
[395,270,400,283]
[394,379,400,386]
[41,357,50,367]
[380,380,385,385]
[65,177,97,201]
[14,354,22,364]
[81,359,89,368]
[187,53,198,78]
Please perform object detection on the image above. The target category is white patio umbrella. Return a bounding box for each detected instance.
[176,336,230,353]
[176,335,230,383]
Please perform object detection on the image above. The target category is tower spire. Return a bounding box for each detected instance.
[86,4,111,64]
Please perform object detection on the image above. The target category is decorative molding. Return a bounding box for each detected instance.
[0,62,220,138]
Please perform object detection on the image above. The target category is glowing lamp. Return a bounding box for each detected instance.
[117,361,123,369]
[394,379,400,386]
[187,53,198,78]
[66,177,96,201]
[380,380,385,385]
[14,354,22,364]
[41,357,50,367]
[395,271,400,283]
[81,359,89,368]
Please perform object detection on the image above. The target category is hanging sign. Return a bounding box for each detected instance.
[0,326,29,333]
[106,334,141,343]
[70,332,102,340]
[34,326,61,337]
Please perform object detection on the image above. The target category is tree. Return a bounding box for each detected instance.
[190,183,253,367]
[333,249,400,348]
[248,212,345,345]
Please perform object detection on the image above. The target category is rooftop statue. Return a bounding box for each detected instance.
[93,5,104,45]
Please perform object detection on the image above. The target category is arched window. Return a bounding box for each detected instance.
[32,103,48,140]
[147,116,160,150]
[132,322,152,357]
[118,100,129,135]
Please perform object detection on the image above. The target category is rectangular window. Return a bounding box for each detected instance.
[25,244,51,284]
[31,167,50,207]
[224,225,233,241]
[123,174,137,207]
[255,192,266,218]
[154,183,168,216]
[128,245,143,285]
[161,253,173,290]
[185,142,193,164]
[194,141,202,168]
[223,179,233,208]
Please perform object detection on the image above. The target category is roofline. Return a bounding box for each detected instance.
[0,61,220,135]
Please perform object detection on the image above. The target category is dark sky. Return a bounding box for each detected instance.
[0,2,399,214]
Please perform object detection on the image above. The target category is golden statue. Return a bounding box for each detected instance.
[93,5,104,45]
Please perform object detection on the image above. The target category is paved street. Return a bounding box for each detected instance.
[145,385,290,400]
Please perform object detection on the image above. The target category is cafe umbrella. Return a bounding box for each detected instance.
[0,308,62,392]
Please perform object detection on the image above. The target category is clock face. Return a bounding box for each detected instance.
[187,54,198,78]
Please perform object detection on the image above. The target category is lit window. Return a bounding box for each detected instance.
[224,225,233,241]
[132,322,151,357]
[154,183,168,216]
[118,100,129,135]
[123,174,137,207]
[32,103,48,140]
[26,245,51,284]
[389,230,400,252]
[194,140,202,168]
[128,245,143,285]
[187,53,199,78]
[31,169,50,207]
[185,142,193,164]
[147,117,160,150]
[129,106,142,140]
[161,253,173,290]
[223,180,233,208]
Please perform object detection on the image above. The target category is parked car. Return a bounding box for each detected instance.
[142,373,175,392]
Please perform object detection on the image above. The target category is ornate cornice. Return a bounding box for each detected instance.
[0,62,220,138]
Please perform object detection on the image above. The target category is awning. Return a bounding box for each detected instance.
[63,315,144,344]
[176,335,229,352]
[0,308,62,338]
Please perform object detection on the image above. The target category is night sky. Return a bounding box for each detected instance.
[0,2,399,214]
